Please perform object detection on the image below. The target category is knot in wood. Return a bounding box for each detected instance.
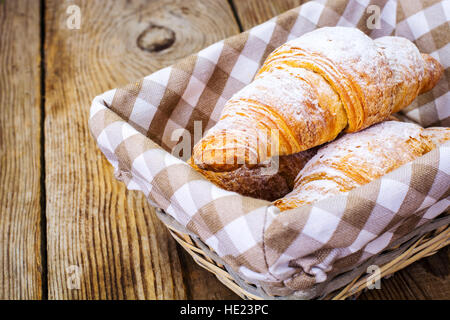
[137,24,176,52]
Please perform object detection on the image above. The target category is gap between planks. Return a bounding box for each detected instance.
[39,0,48,301]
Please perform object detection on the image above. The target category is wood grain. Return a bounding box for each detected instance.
[177,249,240,300]
[44,0,239,299]
[231,0,308,30]
[360,247,450,300]
[0,0,43,299]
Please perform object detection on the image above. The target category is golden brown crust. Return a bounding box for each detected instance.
[193,67,346,172]
[188,149,317,201]
[193,27,443,172]
[419,53,444,94]
[373,37,443,113]
[422,127,450,146]
[273,121,445,211]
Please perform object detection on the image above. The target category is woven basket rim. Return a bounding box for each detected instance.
[156,207,450,300]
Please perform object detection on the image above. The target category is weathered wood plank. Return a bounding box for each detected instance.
[177,249,240,300]
[232,0,308,30]
[360,247,450,300]
[0,0,43,299]
[44,0,239,299]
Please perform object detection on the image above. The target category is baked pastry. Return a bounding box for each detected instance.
[422,127,450,146]
[192,27,443,172]
[274,121,450,211]
[188,149,316,201]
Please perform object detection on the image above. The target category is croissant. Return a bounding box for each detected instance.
[188,149,316,201]
[193,27,443,172]
[274,121,450,211]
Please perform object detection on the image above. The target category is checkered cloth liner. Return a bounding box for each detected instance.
[89,0,450,296]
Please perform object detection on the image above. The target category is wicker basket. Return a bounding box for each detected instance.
[156,208,449,300]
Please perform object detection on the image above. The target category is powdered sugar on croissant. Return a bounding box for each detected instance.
[274,121,450,211]
[193,27,443,172]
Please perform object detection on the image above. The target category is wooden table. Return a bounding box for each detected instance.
[1,0,449,300]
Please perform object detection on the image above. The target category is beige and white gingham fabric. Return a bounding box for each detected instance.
[89,0,450,296]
